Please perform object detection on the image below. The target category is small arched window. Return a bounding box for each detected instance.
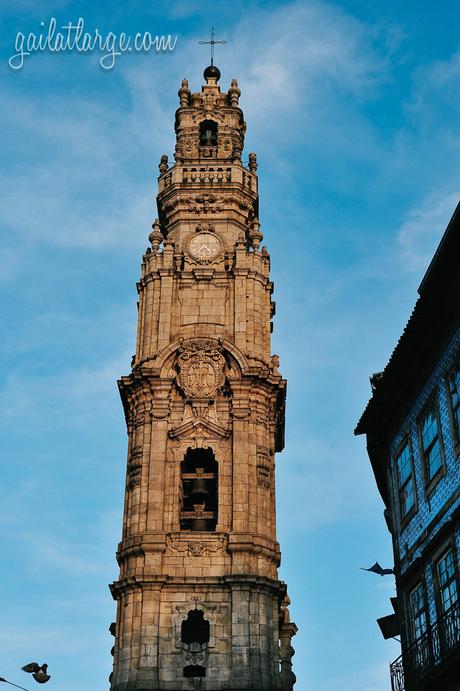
[181,609,210,645]
[181,610,209,676]
[199,120,218,147]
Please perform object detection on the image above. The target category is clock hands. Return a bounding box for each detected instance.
[195,244,212,255]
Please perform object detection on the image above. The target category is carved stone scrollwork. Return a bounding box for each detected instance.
[187,194,230,214]
[128,403,149,429]
[191,110,225,124]
[182,136,194,156]
[257,445,272,489]
[133,408,148,428]
[184,641,207,668]
[169,538,225,558]
[127,445,142,489]
[257,466,271,489]
[176,339,225,400]
[256,404,269,424]
[197,91,219,111]
[162,198,179,215]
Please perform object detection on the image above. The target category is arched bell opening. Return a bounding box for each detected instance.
[199,120,218,147]
[180,447,218,531]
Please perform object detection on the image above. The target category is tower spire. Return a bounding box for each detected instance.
[198,27,226,66]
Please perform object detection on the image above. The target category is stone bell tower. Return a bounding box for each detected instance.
[109,64,297,691]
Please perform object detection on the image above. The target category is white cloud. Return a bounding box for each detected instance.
[223,0,389,156]
[0,349,129,430]
[397,191,459,271]
[1,0,392,257]
[407,49,460,120]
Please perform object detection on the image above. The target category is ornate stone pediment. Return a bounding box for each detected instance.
[168,417,230,441]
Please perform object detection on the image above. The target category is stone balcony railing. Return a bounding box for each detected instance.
[390,600,460,691]
[158,166,256,193]
[182,167,232,184]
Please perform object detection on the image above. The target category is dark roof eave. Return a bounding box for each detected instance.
[355,200,460,439]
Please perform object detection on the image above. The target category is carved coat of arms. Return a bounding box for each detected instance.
[176,339,225,400]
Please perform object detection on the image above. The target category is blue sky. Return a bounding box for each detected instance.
[1,1,460,690]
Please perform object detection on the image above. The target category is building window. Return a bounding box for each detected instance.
[408,581,431,674]
[448,363,460,445]
[180,448,218,531]
[199,120,218,147]
[181,609,210,645]
[181,610,209,678]
[394,440,416,519]
[409,582,428,642]
[436,549,459,615]
[418,401,443,485]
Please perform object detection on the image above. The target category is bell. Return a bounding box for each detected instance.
[191,503,208,531]
[189,469,209,501]
[190,477,209,499]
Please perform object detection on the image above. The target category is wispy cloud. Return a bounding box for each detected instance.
[0,350,129,429]
[397,191,459,271]
[2,3,460,691]
[0,0,393,258]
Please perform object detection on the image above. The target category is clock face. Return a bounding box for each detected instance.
[187,232,222,263]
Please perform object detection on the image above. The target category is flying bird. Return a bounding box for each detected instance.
[21,664,50,684]
[361,561,394,576]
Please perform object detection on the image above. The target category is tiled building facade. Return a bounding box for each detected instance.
[356,204,460,691]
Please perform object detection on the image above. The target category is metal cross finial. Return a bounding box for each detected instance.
[198,27,226,66]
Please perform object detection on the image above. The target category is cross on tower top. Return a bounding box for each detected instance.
[198,27,226,66]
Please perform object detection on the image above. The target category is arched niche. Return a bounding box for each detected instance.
[199,120,218,147]
[180,447,218,531]
[181,609,210,645]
